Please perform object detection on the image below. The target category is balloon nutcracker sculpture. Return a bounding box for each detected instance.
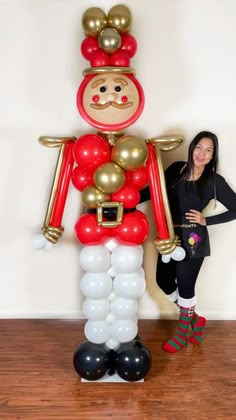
[33,5,184,382]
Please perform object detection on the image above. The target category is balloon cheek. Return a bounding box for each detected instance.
[92,95,99,103]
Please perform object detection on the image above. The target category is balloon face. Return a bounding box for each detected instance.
[77,73,144,131]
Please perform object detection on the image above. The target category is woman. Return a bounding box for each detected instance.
[140,131,236,353]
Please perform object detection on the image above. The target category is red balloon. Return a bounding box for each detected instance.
[71,166,93,191]
[73,134,110,172]
[113,211,149,245]
[90,49,110,67]
[74,214,111,245]
[112,185,140,208]
[125,166,148,190]
[120,34,137,58]
[81,37,99,60]
[110,50,130,67]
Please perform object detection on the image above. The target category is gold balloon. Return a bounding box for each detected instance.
[93,162,125,194]
[98,27,121,53]
[107,5,132,33]
[82,7,107,37]
[111,135,148,171]
[81,185,110,208]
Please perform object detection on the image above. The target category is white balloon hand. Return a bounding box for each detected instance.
[32,234,53,251]
[161,246,186,263]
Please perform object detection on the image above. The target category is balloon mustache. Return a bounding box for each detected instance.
[91,101,133,110]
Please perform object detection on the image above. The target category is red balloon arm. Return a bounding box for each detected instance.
[146,142,169,239]
[48,142,75,227]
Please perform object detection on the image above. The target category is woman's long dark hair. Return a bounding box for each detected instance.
[179,131,219,199]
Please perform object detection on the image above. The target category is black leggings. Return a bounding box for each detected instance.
[156,254,204,299]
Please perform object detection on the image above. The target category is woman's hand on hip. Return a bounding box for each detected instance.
[185,209,206,226]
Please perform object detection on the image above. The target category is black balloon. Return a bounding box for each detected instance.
[113,340,151,382]
[73,341,111,381]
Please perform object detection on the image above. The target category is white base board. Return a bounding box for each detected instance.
[1,310,236,320]
[81,372,144,383]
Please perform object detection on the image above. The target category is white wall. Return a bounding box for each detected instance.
[0,0,235,319]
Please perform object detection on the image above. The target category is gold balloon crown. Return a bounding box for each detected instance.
[81,4,137,75]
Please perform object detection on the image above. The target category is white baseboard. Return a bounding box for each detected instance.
[0,310,236,320]
[138,310,236,320]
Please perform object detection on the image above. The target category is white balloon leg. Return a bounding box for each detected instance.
[105,245,145,350]
[79,244,146,349]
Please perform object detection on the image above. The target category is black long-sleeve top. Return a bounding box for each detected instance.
[140,161,236,258]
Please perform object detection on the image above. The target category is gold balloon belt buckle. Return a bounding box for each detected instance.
[96,201,124,227]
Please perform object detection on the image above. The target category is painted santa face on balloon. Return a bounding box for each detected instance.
[77,72,144,130]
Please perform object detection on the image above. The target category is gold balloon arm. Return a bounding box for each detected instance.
[39,137,76,244]
[39,136,76,148]
[146,135,183,151]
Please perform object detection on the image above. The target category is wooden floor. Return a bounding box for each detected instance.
[0,319,235,420]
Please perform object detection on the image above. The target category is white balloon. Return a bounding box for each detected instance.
[111,245,143,273]
[31,234,47,249]
[84,320,110,344]
[105,337,120,350]
[82,298,110,321]
[80,272,112,299]
[111,297,138,319]
[114,272,146,299]
[107,291,117,302]
[107,266,117,277]
[171,246,186,261]
[162,254,171,263]
[138,267,145,276]
[79,245,110,272]
[111,320,138,343]
[137,245,144,256]
[104,238,119,252]
[105,313,116,325]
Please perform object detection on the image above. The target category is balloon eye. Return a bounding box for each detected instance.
[121,96,128,103]
[115,86,121,92]
[100,86,106,93]
[92,95,99,103]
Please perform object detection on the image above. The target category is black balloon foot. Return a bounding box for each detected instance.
[73,339,152,382]
[112,339,152,382]
[73,341,111,381]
